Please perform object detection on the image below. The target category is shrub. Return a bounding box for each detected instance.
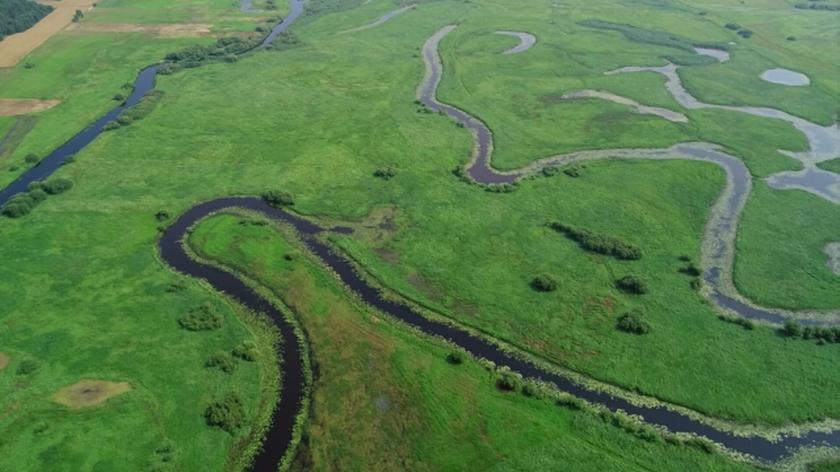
[615,275,648,294]
[113,94,125,102]
[262,190,294,207]
[617,310,650,334]
[496,371,521,391]
[781,320,801,338]
[549,222,642,260]
[155,210,170,221]
[72,9,83,22]
[206,353,235,373]
[679,263,702,277]
[24,153,39,164]
[737,29,753,38]
[373,166,397,180]
[42,177,73,195]
[103,120,121,131]
[1,193,36,218]
[446,351,464,365]
[16,359,39,375]
[204,393,245,432]
[178,304,223,331]
[232,341,258,361]
[563,165,585,177]
[531,273,558,292]
[725,23,740,30]
[27,188,47,203]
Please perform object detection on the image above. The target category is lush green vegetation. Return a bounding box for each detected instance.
[0,0,52,41]
[1,0,838,469]
[188,212,757,471]
[549,221,643,260]
[817,158,840,174]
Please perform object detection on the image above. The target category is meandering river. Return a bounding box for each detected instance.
[2,8,839,469]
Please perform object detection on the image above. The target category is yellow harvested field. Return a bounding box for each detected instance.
[52,379,132,409]
[67,23,213,37]
[0,0,97,68]
[0,99,61,116]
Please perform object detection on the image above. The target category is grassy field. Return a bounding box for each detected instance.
[188,211,758,472]
[817,158,840,174]
[0,0,838,469]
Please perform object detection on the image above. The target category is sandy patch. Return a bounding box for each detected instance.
[0,0,98,67]
[52,379,131,409]
[67,23,212,37]
[0,99,60,116]
[0,353,9,370]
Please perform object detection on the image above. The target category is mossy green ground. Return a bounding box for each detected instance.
[1,0,838,469]
[189,212,757,472]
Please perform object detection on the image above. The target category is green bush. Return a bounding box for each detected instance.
[178,304,223,331]
[549,221,642,260]
[615,275,648,294]
[155,210,170,221]
[204,393,245,432]
[262,190,294,207]
[679,263,701,277]
[42,178,73,195]
[782,320,801,338]
[206,353,235,373]
[531,273,559,292]
[232,341,258,361]
[373,166,397,180]
[616,310,650,335]
[24,153,39,164]
[27,188,47,203]
[16,359,39,375]
[446,351,464,365]
[563,165,585,177]
[496,371,522,391]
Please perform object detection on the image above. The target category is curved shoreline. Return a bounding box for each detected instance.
[163,196,840,464]
[494,31,537,54]
[419,24,840,326]
[338,4,416,34]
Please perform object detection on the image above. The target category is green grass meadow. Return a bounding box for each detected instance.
[0,0,838,469]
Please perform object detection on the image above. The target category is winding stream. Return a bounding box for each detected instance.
[2,6,840,469]
[420,25,840,326]
[338,4,415,34]
[494,31,537,54]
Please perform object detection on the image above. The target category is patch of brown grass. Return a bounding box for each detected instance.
[0,0,98,68]
[67,23,212,37]
[0,352,9,370]
[0,99,60,116]
[52,379,131,409]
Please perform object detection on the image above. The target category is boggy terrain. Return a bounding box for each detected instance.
[0,0,838,470]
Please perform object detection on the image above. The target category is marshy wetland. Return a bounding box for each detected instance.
[1,0,838,470]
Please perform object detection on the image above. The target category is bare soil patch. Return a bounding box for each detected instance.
[0,353,9,370]
[52,379,131,409]
[0,0,97,67]
[67,23,212,37]
[0,99,60,116]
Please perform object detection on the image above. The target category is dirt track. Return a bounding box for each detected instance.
[0,0,97,68]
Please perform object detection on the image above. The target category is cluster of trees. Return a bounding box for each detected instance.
[262,190,294,207]
[103,90,164,131]
[531,273,559,292]
[178,303,224,331]
[782,321,840,344]
[795,1,840,11]
[724,23,753,38]
[1,178,73,218]
[549,221,642,260]
[204,393,246,432]
[204,341,258,374]
[162,37,260,72]
[0,0,53,41]
[616,309,650,334]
